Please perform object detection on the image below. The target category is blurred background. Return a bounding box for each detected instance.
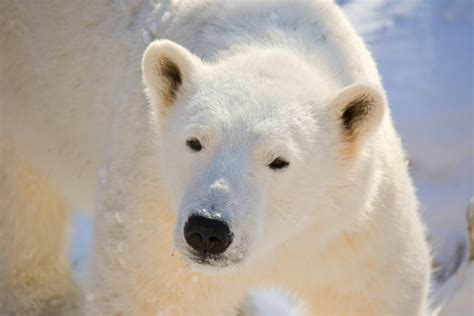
[70,0,473,314]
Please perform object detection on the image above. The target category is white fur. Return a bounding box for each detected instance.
[1,0,431,315]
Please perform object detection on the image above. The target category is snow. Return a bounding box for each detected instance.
[113,211,123,224]
[341,0,422,36]
[270,11,281,22]
[441,264,474,314]
[242,289,302,316]
[70,0,473,313]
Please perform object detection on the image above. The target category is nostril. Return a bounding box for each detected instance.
[208,236,219,245]
[207,236,222,252]
[183,215,233,255]
[186,232,203,251]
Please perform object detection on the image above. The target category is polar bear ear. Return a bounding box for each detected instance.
[332,83,386,152]
[142,40,202,110]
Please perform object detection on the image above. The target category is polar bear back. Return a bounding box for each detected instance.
[155,0,381,87]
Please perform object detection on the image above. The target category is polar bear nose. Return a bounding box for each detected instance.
[184,215,233,255]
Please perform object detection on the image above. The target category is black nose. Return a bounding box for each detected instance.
[184,215,233,255]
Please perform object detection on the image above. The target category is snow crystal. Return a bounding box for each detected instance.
[114,212,123,224]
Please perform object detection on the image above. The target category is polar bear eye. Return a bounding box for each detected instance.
[186,138,203,152]
[268,157,289,170]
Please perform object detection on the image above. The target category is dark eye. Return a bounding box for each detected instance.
[186,138,203,152]
[268,157,289,170]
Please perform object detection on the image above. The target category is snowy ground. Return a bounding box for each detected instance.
[70,0,473,314]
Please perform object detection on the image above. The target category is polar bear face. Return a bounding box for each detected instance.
[142,40,386,273]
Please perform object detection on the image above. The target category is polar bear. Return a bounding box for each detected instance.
[0,0,432,315]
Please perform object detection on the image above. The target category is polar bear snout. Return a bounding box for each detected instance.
[184,215,234,256]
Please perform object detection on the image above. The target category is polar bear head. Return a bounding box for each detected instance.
[142,40,386,273]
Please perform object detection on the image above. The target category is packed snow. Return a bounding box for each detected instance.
[70,0,473,313]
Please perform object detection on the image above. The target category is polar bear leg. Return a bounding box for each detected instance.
[0,144,82,316]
